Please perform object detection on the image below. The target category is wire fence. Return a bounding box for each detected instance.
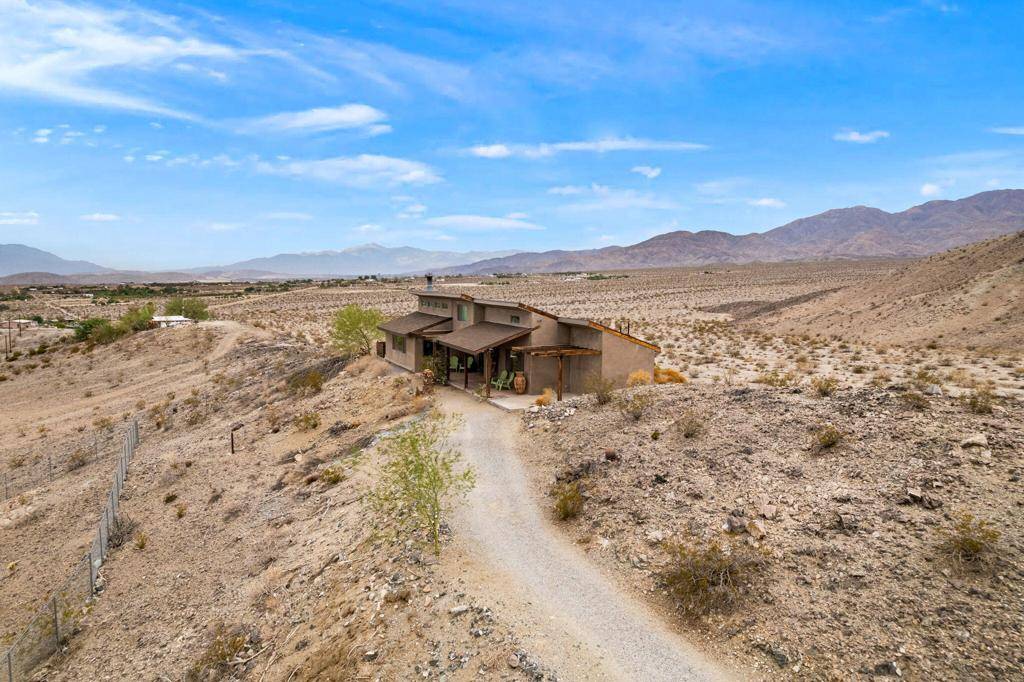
[2,420,140,682]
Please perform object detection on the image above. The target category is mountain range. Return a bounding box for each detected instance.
[440,189,1024,274]
[2,189,1023,283]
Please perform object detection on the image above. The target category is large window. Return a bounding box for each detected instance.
[457,304,468,321]
[392,334,406,352]
[510,314,520,324]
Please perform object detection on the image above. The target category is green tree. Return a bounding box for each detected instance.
[330,304,385,356]
[165,297,210,320]
[370,412,475,554]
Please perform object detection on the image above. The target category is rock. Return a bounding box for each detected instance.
[905,487,942,509]
[746,518,767,539]
[924,384,943,396]
[767,644,790,668]
[873,660,902,677]
[645,529,665,545]
[449,605,470,616]
[725,515,746,533]
[507,653,520,668]
[363,649,378,662]
[961,434,988,448]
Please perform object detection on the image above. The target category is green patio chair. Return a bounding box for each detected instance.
[493,371,513,391]
[450,355,463,372]
[490,370,509,390]
[466,355,475,371]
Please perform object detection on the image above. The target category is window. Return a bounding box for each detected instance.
[392,334,406,352]
[442,302,449,310]
[457,304,468,321]
[510,314,520,324]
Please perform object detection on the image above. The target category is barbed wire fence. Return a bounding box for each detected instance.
[0,432,105,503]
[2,419,140,682]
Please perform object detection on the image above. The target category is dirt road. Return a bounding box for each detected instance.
[440,389,731,682]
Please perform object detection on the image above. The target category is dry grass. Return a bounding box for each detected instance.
[654,366,687,384]
[675,410,705,438]
[941,512,1001,568]
[554,481,584,521]
[810,375,838,397]
[535,387,555,406]
[661,535,769,616]
[626,369,652,387]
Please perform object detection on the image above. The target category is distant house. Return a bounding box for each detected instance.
[379,279,659,400]
[151,315,193,328]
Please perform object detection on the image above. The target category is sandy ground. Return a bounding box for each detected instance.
[440,388,729,682]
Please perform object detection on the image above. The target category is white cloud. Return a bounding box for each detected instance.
[257,154,441,188]
[0,211,39,225]
[468,144,511,158]
[748,197,786,208]
[242,104,389,135]
[80,213,121,222]
[32,136,49,144]
[989,126,1024,136]
[261,211,313,221]
[505,211,529,219]
[695,177,747,196]
[424,215,544,231]
[920,182,942,197]
[833,129,890,144]
[0,2,262,120]
[631,165,662,179]
[467,136,707,159]
[35,128,53,137]
[395,202,427,219]
[123,155,135,163]
[205,221,242,231]
[93,125,106,133]
[553,183,681,211]
[548,185,587,195]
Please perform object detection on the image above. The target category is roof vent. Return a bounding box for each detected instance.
[425,273,434,291]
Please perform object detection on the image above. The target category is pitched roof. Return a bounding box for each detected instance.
[379,311,450,336]
[434,322,535,354]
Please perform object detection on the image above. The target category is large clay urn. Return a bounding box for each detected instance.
[513,371,527,394]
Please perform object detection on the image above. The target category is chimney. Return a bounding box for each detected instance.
[425,273,434,291]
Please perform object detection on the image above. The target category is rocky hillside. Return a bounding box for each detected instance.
[761,231,1024,350]
[444,189,1024,274]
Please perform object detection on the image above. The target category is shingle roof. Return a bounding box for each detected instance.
[378,311,450,335]
[434,322,534,354]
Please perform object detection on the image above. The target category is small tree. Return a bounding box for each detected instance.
[330,304,385,357]
[165,297,210,320]
[370,412,475,554]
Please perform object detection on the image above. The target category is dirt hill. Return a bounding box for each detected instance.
[760,231,1024,350]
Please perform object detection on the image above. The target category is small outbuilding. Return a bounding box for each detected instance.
[151,315,193,328]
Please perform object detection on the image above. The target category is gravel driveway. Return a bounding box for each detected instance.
[441,389,731,682]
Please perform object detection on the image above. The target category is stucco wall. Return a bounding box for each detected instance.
[565,325,603,393]
[384,332,421,371]
[483,305,531,327]
[600,331,658,387]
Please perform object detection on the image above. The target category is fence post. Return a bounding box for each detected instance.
[6,648,12,682]
[51,596,60,648]
[48,454,53,482]
[87,550,95,593]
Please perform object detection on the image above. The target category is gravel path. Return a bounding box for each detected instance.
[441,389,731,682]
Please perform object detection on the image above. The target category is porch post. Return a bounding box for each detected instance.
[484,350,491,398]
[445,345,450,385]
[557,354,564,401]
[463,352,469,389]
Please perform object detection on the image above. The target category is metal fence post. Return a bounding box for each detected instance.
[7,648,13,682]
[51,596,60,648]
[87,550,95,593]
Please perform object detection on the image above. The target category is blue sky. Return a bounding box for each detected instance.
[1,0,1023,269]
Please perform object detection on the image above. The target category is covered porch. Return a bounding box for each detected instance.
[432,321,535,398]
[511,344,602,401]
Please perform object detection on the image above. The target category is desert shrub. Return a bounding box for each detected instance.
[330,304,385,357]
[422,353,448,385]
[583,373,615,405]
[755,369,798,387]
[294,411,321,431]
[175,503,187,519]
[320,466,345,485]
[675,409,704,438]
[88,320,121,345]
[618,388,653,421]
[654,366,687,384]
[554,481,584,520]
[164,297,210,320]
[67,449,89,471]
[810,376,838,397]
[963,387,995,414]
[134,532,148,550]
[369,412,475,555]
[661,535,769,616]
[535,387,555,406]
[163,492,178,504]
[910,368,941,391]
[118,303,156,333]
[74,318,109,342]
[185,623,261,682]
[108,514,139,548]
[627,369,652,387]
[941,512,1000,566]
[901,391,929,410]
[8,454,26,469]
[871,369,892,387]
[287,369,323,395]
[812,424,843,451]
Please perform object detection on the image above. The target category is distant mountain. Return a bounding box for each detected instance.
[0,244,109,277]
[206,244,520,277]
[441,189,1024,274]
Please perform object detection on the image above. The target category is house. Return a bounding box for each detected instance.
[378,278,660,400]
[151,315,193,328]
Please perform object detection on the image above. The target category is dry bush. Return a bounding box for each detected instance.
[286,369,323,395]
[755,369,798,387]
[163,492,178,504]
[963,387,995,414]
[67,449,89,471]
[627,369,652,387]
[134,532,148,550]
[294,411,321,431]
[941,512,1000,567]
[320,466,344,485]
[871,369,892,387]
[347,354,389,378]
[661,535,769,616]
[618,388,653,421]
[583,373,616,405]
[675,410,704,438]
[810,375,838,397]
[812,424,843,451]
[654,366,687,384]
[175,503,188,519]
[535,387,555,406]
[185,623,262,682]
[108,514,139,549]
[901,391,930,410]
[554,481,584,520]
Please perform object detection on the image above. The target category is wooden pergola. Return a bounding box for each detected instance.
[510,344,601,401]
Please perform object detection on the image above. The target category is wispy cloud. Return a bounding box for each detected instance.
[631,165,662,179]
[256,154,441,188]
[747,197,786,208]
[467,136,707,159]
[424,215,544,231]
[0,211,40,225]
[833,129,890,144]
[261,211,313,221]
[989,126,1024,136]
[555,184,681,211]
[920,183,942,197]
[241,104,390,135]
[80,213,121,222]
